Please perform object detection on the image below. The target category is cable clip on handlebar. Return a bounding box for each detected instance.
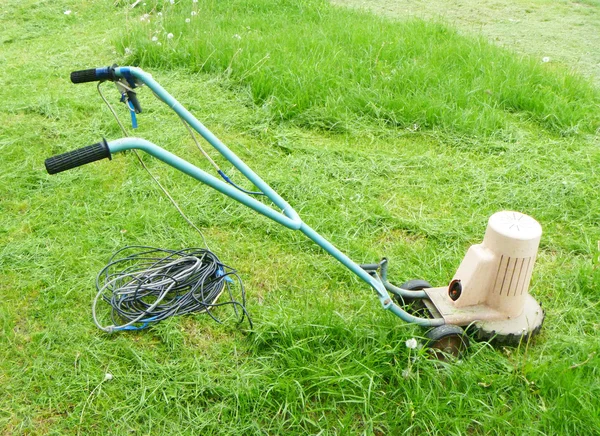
[117,86,138,129]
[115,77,142,129]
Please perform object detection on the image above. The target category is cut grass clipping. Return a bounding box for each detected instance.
[121,0,600,135]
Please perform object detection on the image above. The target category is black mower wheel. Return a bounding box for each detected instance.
[426,325,469,360]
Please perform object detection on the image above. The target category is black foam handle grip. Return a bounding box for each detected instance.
[70,67,116,84]
[359,263,380,271]
[45,139,111,174]
[70,69,100,83]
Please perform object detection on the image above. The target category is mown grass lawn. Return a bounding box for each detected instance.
[1,0,599,434]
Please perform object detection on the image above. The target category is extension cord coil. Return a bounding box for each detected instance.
[92,246,251,332]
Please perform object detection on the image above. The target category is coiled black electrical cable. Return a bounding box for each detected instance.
[94,84,252,334]
[93,246,252,332]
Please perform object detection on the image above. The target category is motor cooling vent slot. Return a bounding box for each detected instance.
[492,255,534,297]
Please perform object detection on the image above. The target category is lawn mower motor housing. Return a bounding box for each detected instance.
[423,211,544,342]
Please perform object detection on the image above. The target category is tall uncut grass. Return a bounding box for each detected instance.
[121,0,600,135]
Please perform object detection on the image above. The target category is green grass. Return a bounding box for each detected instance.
[334,0,600,88]
[574,0,600,8]
[1,0,600,434]
[120,0,600,136]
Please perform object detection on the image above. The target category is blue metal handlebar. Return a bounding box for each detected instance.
[57,66,445,327]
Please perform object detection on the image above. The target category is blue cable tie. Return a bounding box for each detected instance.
[217,266,234,283]
[117,322,149,331]
[217,170,264,196]
[127,100,138,129]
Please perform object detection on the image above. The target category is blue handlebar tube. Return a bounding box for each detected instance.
[107,67,443,327]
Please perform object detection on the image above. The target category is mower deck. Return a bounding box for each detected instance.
[424,286,544,342]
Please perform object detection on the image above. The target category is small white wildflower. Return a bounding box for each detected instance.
[405,338,418,349]
[542,56,550,63]
[233,34,241,40]
[169,0,175,4]
[157,42,162,46]
[104,373,113,381]
[402,368,411,379]
[151,36,158,42]
[193,0,198,2]
[191,10,197,16]
[157,12,163,16]
[124,47,133,55]
[185,18,190,23]
[167,33,174,39]
[64,10,72,15]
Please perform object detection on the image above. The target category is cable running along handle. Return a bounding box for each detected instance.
[45,139,111,174]
[46,66,444,327]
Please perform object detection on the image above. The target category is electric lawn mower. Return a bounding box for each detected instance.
[45,66,545,355]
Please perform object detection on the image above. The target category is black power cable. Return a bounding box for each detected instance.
[92,246,252,332]
[93,83,253,334]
